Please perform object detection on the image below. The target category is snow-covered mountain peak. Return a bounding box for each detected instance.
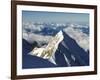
[29,30,64,64]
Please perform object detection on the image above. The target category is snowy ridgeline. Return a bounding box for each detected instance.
[29,31,64,65]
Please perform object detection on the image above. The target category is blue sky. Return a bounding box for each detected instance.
[22,11,89,23]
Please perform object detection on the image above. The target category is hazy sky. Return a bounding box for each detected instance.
[22,11,89,23]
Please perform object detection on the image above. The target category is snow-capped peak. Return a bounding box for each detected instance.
[29,30,64,64]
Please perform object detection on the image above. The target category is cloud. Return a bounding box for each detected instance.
[63,26,89,51]
[68,23,89,28]
[23,22,44,33]
[22,22,89,51]
[23,32,52,44]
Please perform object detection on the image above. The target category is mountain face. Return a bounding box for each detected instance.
[55,31,89,66]
[29,31,63,59]
[22,39,57,69]
[22,30,89,69]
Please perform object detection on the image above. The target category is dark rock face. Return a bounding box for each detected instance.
[22,31,89,69]
[55,31,89,67]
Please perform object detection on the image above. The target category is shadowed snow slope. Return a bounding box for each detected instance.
[22,39,56,68]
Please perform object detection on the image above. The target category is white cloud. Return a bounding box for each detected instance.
[23,32,52,44]
[23,22,44,33]
[22,22,89,51]
[68,23,89,28]
[63,26,89,51]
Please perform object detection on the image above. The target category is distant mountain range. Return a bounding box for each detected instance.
[22,30,89,69]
